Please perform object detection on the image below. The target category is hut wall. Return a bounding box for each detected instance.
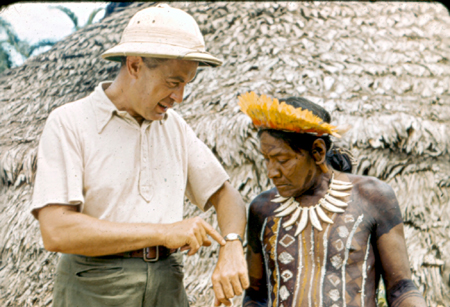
[0,2,449,306]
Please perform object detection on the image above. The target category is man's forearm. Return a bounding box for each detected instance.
[387,279,426,307]
[37,205,165,256]
[209,181,249,306]
[210,181,246,237]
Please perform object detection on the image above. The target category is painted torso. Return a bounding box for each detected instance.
[245,174,402,307]
[260,198,378,307]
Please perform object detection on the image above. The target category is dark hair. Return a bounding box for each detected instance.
[257,96,353,173]
[118,56,168,69]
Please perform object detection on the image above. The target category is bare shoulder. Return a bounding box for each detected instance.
[346,173,397,206]
[249,187,278,219]
[247,188,278,251]
[345,173,403,237]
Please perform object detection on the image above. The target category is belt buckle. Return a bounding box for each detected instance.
[143,247,159,262]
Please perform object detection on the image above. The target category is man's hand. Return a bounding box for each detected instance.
[161,217,226,256]
[212,240,249,306]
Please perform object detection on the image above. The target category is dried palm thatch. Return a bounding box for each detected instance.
[0,1,449,306]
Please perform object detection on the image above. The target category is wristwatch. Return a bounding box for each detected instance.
[224,233,243,244]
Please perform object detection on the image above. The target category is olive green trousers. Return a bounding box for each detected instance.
[53,253,189,307]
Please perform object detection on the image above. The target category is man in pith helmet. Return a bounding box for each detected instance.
[238,92,426,307]
[31,4,248,306]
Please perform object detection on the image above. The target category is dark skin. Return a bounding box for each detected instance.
[243,132,426,307]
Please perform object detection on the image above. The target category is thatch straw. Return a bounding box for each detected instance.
[0,2,449,306]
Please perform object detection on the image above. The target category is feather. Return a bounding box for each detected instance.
[238,91,339,137]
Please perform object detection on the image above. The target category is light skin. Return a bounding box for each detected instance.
[105,56,197,123]
[36,56,249,306]
[243,131,426,307]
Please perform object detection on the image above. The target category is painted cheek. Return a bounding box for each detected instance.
[284,160,300,177]
[304,169,313,184]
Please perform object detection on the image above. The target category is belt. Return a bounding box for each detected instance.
[99,246,178,262]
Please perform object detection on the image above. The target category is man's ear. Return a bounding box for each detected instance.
[311,139,329,173]
[126,56,143,79]
[311,139,326,163]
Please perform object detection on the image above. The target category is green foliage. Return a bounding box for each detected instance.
[51,5,104,31]
[25,39,57,58]
[0,5,104,73]
[0,44,12,72]
[51,5,79,30]
[0,16,17,73]
[0,16,56,73]
[86,8,104,27]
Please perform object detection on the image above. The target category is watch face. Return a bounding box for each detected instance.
[225,233,241,241]
[226,234,238,240]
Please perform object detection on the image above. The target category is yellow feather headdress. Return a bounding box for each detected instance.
[238,92,341,138]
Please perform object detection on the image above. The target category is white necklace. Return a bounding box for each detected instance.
[272,173,353,236]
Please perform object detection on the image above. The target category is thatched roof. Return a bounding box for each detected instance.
[1,2,449,306]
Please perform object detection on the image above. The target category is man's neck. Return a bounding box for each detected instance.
[104,77,145,125]
[295,170,332,207]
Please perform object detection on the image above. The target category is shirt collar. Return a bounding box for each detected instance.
[90,81,168,134]
[90,82,118,133]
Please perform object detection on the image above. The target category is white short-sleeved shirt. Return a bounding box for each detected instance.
[31,82,229,224]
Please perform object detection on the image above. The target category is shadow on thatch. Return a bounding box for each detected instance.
[0,2,449,306]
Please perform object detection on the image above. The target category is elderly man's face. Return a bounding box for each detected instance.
[130,58,198,121]
[260,131,319,198]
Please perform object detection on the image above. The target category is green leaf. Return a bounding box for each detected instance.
[50,5,79,30]
[85,8,104,27]
[28,39,56,56]
[0,44,13,73]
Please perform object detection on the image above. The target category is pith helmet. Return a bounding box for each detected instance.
[101,4,222,67]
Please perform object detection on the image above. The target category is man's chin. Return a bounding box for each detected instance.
[275,186,294,198]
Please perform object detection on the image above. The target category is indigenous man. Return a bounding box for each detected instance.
[31,4,248,307]
[238,92,426,307]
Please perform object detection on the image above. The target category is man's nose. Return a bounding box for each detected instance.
[267,161,281,179]
[170,85,185,103]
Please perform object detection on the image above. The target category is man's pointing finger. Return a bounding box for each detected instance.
[201,220,226,246]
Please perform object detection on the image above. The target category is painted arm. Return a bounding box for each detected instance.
[371,180,426,307]
[209,181,249,306]
[242,199,269,307]
[376,224,426,307]
[242,245,268,307]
